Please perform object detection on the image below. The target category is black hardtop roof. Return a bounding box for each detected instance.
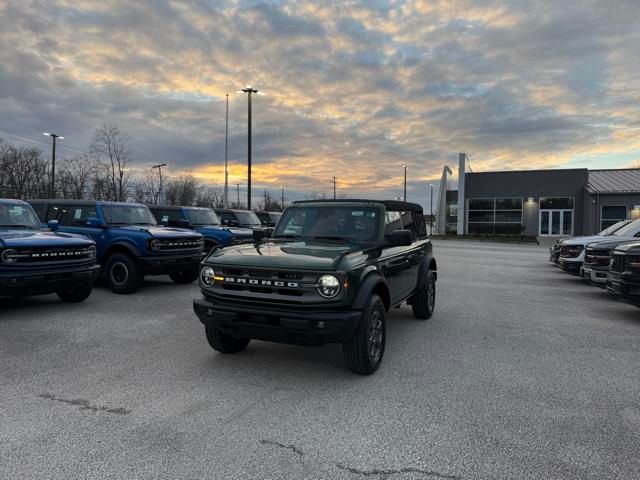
[149,205,211,210]
[214,208,254,213]
[28,199,147,207]
[291,199,424,213]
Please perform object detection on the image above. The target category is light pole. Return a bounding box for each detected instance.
[281,186,285,211]
[43,132,64,198]
[236,183,240,207]
[429,184,434,235]
[402,165,408,201]
[224,93,229,208]
[332,176,337,199]
[237,85,261,210]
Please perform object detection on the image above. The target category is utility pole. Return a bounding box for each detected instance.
[152,163,167,204]
[43,132,64,198]
[237,85,260,211]
[224,93,229,208]
[236,183,240,207]
[402,165,408,201]
[332,176,337,199]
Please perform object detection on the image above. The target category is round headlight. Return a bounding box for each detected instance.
[87,245,97,258]
[317,274,341,298]
[149,239,161,251]
[1,249,18,264]
[200,266,215,287]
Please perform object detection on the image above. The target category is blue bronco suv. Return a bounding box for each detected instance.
[29,200,205,294]
[0,199,99,303]
[149,205,255,251]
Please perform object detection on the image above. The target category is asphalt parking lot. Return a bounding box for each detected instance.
[1,240,639,479]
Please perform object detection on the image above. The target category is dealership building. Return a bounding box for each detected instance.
[436,154,640,238]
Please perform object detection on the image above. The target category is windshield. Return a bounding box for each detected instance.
[102,205,157,226]
[0,203,41,229]
[273,205,379,242]
[612,219,640,237]
[185,208,221,225]
[598,220,631,236]
[234,211,261,226]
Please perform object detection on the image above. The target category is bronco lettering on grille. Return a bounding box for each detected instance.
[223,276,299,288]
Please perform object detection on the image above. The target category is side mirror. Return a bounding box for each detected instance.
[253,228,267,242]
[386,229,413,247]
[47,219,60,231]
[159,218,169,226]
[86,217,104,228]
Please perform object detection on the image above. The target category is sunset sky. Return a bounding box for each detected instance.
[1,0,639,207]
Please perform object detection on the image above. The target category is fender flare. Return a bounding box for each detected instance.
[352,273,390,311]
[103,241,142,260]
[416,255,437,292]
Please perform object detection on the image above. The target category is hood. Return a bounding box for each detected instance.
[207,240,356,271]
[198,225,253,237]
[562,235,607,246]
[116,225,202,238]
[0,229,94,248]
[614,241,640,254]
[588,238,640,250]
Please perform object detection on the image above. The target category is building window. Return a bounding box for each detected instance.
[601,205,627,230]
[446,202,458,233]
[467,197,523,235]
[539,197,574,236]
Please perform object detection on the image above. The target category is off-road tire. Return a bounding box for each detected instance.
[412,270,436,320]
[343,294,386,375]
[104,252,143,294]
[169,268,199,284]
[56,284,93,303]
[205,325,250,353]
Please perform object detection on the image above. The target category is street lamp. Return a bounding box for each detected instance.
[236,85,263,210]
[281,186,285,211]
[429,184,434,235]
[402,165,408,201]
[152,163,167,204]
[43,132,64,199]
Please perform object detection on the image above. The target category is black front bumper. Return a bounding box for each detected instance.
[559,258,581,273]
[139,252,205,275]
[606,273,640,307]
[193,297,362,345]
[0,264,100,297]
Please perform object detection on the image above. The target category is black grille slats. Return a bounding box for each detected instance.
[156,238,203,251]
[8,246,95,264]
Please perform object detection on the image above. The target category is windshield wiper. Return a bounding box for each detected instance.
[311,235,352,242]
[273,234,303,240]
[0,224,36,229]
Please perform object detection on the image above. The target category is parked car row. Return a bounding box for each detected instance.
[549,218,640,307]
[1,197,285,304]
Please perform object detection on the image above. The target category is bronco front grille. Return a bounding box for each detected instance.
[1,245,96,264]
[155,238,204,251]
[208,268,334,302]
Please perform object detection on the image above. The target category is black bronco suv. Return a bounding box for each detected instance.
[194,199,437,375]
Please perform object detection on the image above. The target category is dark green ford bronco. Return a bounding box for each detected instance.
[193,199,437,375]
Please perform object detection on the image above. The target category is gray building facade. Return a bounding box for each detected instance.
[446,159,640,237]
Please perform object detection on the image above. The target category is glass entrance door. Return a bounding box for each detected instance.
[540,210,573,236]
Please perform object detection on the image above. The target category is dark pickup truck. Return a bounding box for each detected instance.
[194,199,438,375]
[606,241,640,307]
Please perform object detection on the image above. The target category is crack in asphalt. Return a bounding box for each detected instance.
[336,464,461,479]
[260,439,305,456]
[38,393,131,415]
[258,440,460,479]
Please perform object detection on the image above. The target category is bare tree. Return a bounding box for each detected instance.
[195,185,224,209]
[131,169,161,205]
[90,124,131,201]
[57,154,94,199]
[165,175,198,206]
[0,139,49,199]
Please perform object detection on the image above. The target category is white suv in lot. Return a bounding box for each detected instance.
[558,220,640,273]
[549,220,631,265]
